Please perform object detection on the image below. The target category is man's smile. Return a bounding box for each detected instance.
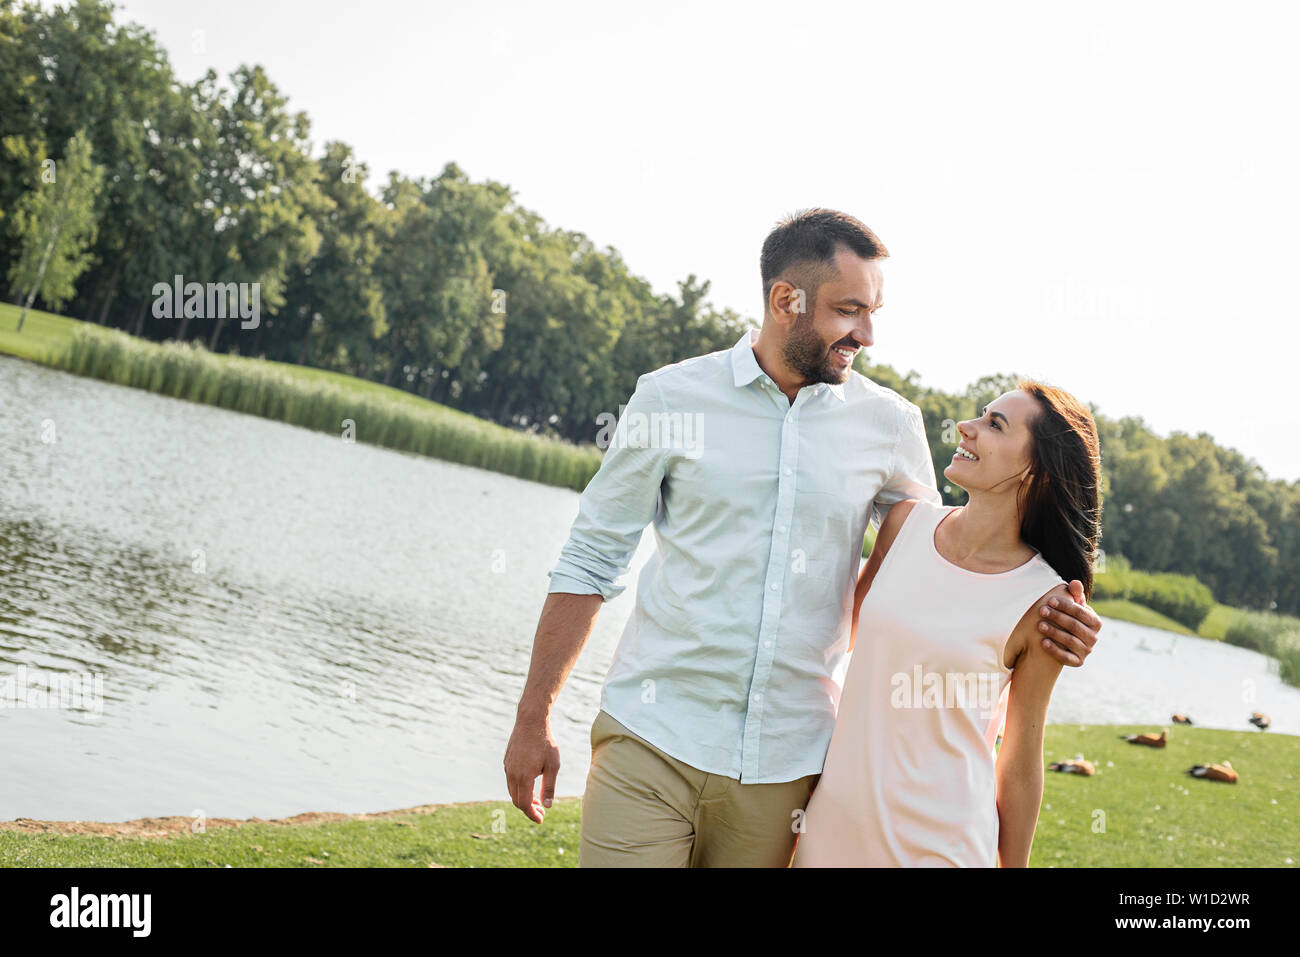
[830,344,857,366]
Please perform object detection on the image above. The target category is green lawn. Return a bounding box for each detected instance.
[0,800,581,869]
[0,302,86,363]
[1,726,1293,868]
[1198,603,1247,642]
[1030,725,1295,867]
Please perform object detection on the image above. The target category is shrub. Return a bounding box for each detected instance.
[1091,553,1132,601]
[1127,571,1215,632]
[1091,553,1211,630]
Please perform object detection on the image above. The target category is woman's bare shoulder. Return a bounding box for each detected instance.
[1005,582,1073,669]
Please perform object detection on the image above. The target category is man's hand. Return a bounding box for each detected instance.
[504,710,561,823]
[1036,579,1102,667]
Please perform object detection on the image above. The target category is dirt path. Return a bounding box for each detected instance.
[0,796,580,840]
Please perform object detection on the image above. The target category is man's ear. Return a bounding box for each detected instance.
[768,280,804,325]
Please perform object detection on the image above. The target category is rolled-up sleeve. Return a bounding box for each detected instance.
[546,372,668,601]
[871,401,942,528]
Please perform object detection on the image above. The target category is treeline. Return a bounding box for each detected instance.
[2,1,1297,615]
[0,0,749,440]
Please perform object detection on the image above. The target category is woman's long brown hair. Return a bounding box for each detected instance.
[1015,379,1104,599]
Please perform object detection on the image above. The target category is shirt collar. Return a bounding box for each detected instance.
[730,328,846,402]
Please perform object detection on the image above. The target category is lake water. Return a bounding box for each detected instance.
[2,354,1297,822]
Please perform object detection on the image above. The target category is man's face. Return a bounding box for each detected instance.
[780,246,883,386]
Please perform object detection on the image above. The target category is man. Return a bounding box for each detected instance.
[503,208,1102,867]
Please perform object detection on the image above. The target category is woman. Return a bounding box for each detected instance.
[791,379,1102,868]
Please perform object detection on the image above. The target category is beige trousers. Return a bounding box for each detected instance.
[578,709,819,867]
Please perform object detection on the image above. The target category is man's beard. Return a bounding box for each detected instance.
[782,310,850,385]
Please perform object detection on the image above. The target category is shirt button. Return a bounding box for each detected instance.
[783,467,791,476]
[764,640,773,648]
[777,524,786,533]
[752,693,762,702]
[770,583,780,591]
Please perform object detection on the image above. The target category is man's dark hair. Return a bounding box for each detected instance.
[760,208,889,316]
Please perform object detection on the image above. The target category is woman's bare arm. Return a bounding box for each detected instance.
[995,583,1069,866]
[848,499,918,652]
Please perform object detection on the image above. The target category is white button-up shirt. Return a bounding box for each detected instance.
[547,328,941,782]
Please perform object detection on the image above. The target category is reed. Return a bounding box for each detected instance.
[51,328,604,493]
[1223,609,1300,685]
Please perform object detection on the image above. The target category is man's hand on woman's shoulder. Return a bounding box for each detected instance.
[1035,579,1102,668]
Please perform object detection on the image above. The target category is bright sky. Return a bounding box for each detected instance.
[113,0,1300,482]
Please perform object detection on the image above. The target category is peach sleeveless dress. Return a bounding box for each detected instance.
[791,499,1065,867]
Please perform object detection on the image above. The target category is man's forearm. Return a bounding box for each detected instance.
[516,591,605,719]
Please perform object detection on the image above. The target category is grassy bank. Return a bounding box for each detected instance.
[1092,600,1197,635]
[0,303,602,492]
[0,726,1293,868]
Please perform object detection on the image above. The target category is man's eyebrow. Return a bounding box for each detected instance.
[983,405,1010,426]
[837,297,883,311]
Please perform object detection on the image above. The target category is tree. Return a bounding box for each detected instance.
[373,164,503,394]
[196,65,324,350]
[8,128,105,330]
[965,373,1023,420]
[13,0,184,329]
[271,142,388,369]
[0,0,46,291]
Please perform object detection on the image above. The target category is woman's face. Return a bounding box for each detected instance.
[944,390,1041,495]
